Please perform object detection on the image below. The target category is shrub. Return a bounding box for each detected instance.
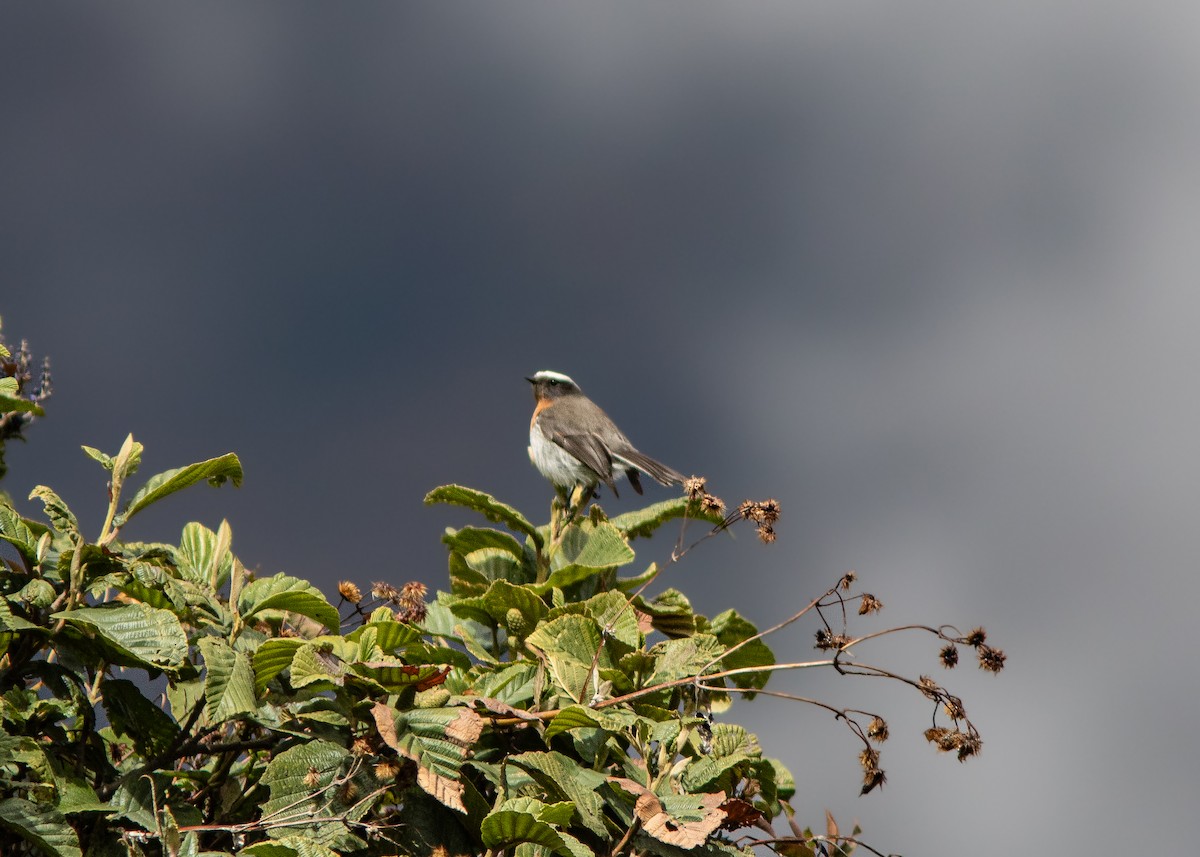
[0,325,1003,857]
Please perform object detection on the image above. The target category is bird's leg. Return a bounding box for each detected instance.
[561,483,594,529]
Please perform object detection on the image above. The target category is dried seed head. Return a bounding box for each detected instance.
[350,738,373,757]
[374,760,400,781]
[940,644,959,668]
[943,697,966,720]
[304,767,321,788]
[924,727,951,748]
[700,493,726,516]
[918,675,941,699]
[858,593,883,615]
[860,768,887,795]
[739,500,762,522]
[756,523,776,544]
[965,627,987,647]
[758,499,781,524]
[858,747,880,771]
[684,476,707,499]
[977,645,1007,673]
[371,582,399,602]
[867,717,889,743]
[338,581,363,604]
[956,734,982,761]
[839,571,857,590]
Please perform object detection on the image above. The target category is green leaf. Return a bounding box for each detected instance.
[636,588,697,638]
[425,485,543,549]
[0,505,39,564]
[28,486,79,536]
[507,751,608,837]
[260,740,373,844]
[0,395,43,416]
[710,609,775,693]
[556,521,634,569]
[0,797,82,857]
[199,637,258,723]
[481,797,592,857]
[238,573,339,631]
[610,496,724,540]
[442,526,528,564]
[252,638,305,694]
[349,661,450,693]
[115,452,243,527]
[345,617,423,656]
[80,445,114,472]
[51,603,188,670]
[373,703,483,813]
[525,614,607,702]
[240,836,341,857]
[102,678,181,758]
[648,634,726,686]
[177,521,233,587]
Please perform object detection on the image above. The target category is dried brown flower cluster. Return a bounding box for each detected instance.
[924,727,982,761]
[936,627,1006,675]
[857,593,883,615]
[736,498,781,544]
[814,628,851,651]
[866,717,889,743]
[365,580,429,623]
[337,580,363,604]
[684,475,726,517]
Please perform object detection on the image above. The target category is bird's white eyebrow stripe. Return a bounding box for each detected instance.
[531,370,576,385]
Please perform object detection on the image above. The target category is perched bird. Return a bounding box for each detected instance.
[527,370,685,499]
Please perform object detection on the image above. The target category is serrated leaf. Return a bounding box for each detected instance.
[524,614,606,702]
[648,634,725,686]
[80,445,114,472]
[238,573,339,631]
[508,751,608,837]
[0,395,43,416]
[259,740,372,842]
[252,638,305,694]
[177,521,233,587]
[0,505,39,564]
[350,662,450,693]
[372,703,482,813]
[443,525,528,562]
[556,521,634,569]
[0,797,82,857]
[199,637,258,723]
[102,678,180,758]
[240,835,341,857]
[425,485,543,549]
[610,496,724,540]
[28,486,79,536]
[289,642,347,688]
[52,603,188,670]
[345,618,423,655]
[115,452,243,527]
[710,609,775,693]
[480,797,592,857]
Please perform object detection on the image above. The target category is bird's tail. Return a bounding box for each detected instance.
[613,450,685,487]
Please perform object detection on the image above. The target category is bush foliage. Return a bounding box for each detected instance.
[0,325,1003,857]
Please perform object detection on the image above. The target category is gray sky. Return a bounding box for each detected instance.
[4,4,1198,854]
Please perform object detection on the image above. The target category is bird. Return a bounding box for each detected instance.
[526,370,685,501]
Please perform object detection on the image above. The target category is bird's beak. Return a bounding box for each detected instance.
[524,376,536,384]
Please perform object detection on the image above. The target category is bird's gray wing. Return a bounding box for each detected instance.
[538,401,618,489]
[611,449,685,487]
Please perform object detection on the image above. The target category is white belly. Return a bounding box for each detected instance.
[529,424,613,487]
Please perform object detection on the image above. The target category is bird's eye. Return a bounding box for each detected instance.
[549,379,559,386]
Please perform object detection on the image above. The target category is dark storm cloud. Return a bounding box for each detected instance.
[3,3,1198,854]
